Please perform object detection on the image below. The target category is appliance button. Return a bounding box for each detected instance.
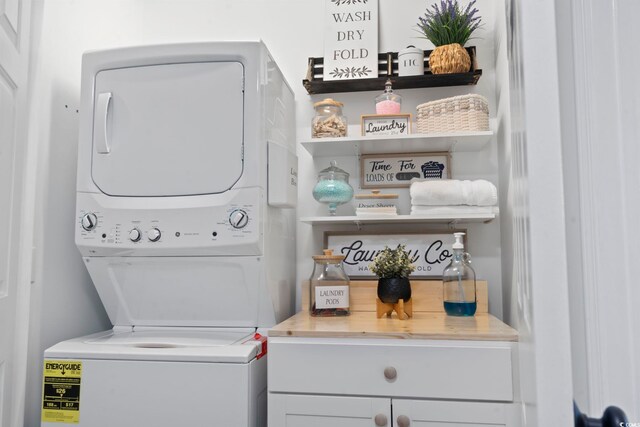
[81,213,98,231]
[147,228,161,242]
[229,209,249,229]
[129,228,142,242]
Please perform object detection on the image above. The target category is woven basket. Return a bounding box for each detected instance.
[429,43,471,74]
[416,94,489,133]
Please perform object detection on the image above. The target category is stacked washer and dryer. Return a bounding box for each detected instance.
[42,42,297,427]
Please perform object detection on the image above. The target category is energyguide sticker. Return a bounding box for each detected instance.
[41,360,82,424]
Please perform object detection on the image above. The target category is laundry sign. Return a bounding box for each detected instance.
[324,231,465,279]
[323,0,379,81]
[360,152,451,188]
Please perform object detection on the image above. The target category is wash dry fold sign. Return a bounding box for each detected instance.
[324,0,379,80]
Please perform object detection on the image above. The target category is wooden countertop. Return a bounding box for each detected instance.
[269,311,518,342]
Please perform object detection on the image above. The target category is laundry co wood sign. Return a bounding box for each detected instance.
[324,231,465,278]
[323,0,378,81]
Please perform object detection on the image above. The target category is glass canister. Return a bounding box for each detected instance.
[442,232,477,316]
[310,249,350,316]
[375,79,402,114]
[312,161,354,216]
[312,98,348,138]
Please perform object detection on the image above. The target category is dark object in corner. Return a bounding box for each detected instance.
[574,401,628,427]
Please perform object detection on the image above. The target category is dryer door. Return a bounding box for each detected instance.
[91,61,244,197]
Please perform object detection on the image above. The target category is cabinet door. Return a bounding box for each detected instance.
[392,400,511,427]
[269,393,391,427]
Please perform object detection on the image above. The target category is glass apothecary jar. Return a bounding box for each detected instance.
[375,79,402,114]
[312,98,348,138]
[310,249,350,316]
[312,161,354,216]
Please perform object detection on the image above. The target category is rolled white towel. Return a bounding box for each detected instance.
[410,179,497,206]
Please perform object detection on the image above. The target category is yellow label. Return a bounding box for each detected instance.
[41,360,82,424]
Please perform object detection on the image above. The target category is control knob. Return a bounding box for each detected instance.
[81,213,98,231]
[147,228,161,242]
[229,209,249,229]
[129,228,141,242]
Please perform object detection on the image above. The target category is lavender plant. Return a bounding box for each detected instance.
[417,0,482,47]
[370,245,416,279]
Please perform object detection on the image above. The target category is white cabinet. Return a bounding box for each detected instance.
[269,394,391,427]
[392,400,511,427]
[269,394,513,427]
[268,335,519,427]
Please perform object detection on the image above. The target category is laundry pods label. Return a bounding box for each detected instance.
[42,360,82,424]
[315,286,350,309]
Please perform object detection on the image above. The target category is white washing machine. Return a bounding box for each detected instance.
[41,41,297,427]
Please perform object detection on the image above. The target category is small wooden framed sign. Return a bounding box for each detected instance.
[324,230,466,279]
[361,113,412,136]
[360,151,450,188]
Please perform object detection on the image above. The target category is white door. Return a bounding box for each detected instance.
[391,399,512,427]
[555,0,640,419]
[505,0,574,424]
[0,0,35,425]
[90,61,245,197]
[268,394,391,427]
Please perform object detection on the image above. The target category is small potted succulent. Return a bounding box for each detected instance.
[417,0,482,74]
[370,244,416,304]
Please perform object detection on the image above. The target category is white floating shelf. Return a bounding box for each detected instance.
[300,208,498,226]
[300,131,494,157]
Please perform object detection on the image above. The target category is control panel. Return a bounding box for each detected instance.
[76,187,262,257]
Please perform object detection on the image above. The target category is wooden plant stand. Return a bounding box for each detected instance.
[376,298,413,320]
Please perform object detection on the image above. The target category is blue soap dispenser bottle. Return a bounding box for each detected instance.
[442,232,477,316]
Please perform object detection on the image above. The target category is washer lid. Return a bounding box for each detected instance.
[91,61,244,197]
[45,328,261,363]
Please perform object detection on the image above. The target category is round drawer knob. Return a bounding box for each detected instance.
[383,366,397,380]
[397,415,411,427]
[374,414,387,426]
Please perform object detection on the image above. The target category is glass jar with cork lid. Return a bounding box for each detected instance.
[312,98,348,138]
[309,249,350,316]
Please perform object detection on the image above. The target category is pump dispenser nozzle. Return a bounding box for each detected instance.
[452,232,465,250]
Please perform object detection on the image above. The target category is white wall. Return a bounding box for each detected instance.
[24,1,506,424]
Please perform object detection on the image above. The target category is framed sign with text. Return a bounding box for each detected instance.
[324,230,466,279]
[323,0,379,81]
[361,114,412,136]
[360,152,450,188]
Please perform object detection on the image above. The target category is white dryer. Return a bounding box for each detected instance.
[41,41,297,427]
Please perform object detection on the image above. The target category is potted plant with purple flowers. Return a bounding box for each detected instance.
[417,0,482,74]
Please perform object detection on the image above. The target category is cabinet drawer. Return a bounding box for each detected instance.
[392,399,511,426]
[268,338,513,401]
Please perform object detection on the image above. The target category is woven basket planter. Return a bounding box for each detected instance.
[416,94,489,133]
[429,43,471,74]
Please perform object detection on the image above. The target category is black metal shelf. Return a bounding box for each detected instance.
[303,46,481,95]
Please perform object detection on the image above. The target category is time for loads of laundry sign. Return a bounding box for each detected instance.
[360,152,451,188]
[323,0,379,81]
